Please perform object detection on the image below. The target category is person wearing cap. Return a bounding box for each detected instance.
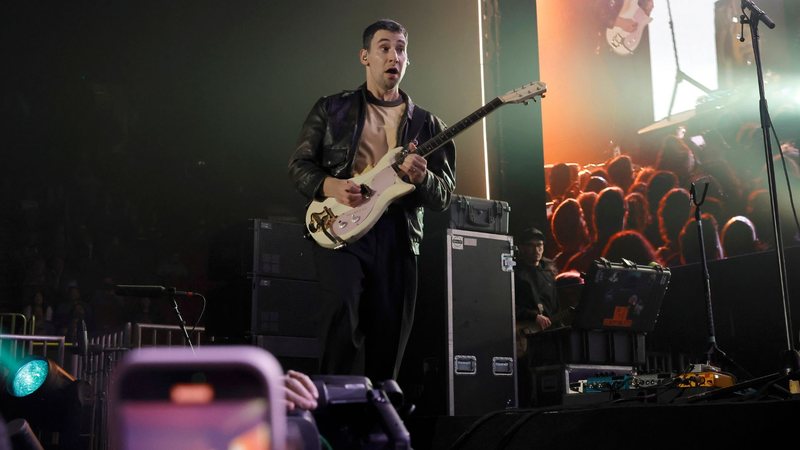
[515,227,559,333]
[514,227,559,407]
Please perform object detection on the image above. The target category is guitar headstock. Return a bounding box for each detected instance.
[498,81,547,105]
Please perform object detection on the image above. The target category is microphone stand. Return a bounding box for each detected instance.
[665,0,712,120]
[739,0,800,391]
[169,290,196,354]
[689,182,747,378]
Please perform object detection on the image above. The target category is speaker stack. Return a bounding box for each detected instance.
[207,219,321,373]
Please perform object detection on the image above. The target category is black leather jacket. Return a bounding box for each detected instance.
[288,84,456,255]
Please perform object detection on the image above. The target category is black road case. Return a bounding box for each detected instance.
[406,228,517,416]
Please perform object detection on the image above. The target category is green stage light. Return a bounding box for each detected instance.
[9,358,50,397]
[1,356,92,448]
[5,357,76,399]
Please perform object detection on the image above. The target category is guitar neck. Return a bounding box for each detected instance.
[417,97,504,159]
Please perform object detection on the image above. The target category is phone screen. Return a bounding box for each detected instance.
[116,366,273,450]
[689,135,705,147]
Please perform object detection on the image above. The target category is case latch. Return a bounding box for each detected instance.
[501,252,516,272]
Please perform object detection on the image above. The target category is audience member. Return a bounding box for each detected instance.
[644,170,679,247]
[628,181,648,196]
[679,213,724,265]
[584,175,609,193]
[721,215,763,258]
[624,192,649,234]
[606,154,634,193]
[578,168,593,191]
[655,188,691,266]
[565,186,626,273]
[746,189,773,246]
[550,199,589,271]
[21,288,55,335]
[602,230,661,266]
[54,280,93,339]
[577,191,598,242]
[633,166,656,186]
[554,270,584,318]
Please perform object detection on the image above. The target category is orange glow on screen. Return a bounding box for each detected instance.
[170,383,215,404]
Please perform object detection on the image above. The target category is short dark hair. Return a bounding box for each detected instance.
[362,19,408,50]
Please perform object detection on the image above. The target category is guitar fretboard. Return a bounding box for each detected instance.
[417,97,504,159]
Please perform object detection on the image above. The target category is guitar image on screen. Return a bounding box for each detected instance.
[306,81,547,249]
[606,0,654,56]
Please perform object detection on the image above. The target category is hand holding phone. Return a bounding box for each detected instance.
[111,346,286,450]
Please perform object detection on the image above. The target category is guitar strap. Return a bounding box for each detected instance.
[404,104,428,150]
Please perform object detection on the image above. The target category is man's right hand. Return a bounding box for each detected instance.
[284,369,319,412]
[323,177,366,207]
[535,314,552,330]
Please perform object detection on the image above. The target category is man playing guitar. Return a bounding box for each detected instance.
[288,19,456,383]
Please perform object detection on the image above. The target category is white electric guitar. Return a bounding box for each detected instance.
[606,0,653,56]
[305,81,547,249]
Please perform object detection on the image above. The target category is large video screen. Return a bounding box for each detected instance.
[648,0,720,121]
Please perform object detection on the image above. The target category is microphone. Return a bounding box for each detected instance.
[114,285,197,298]
[742,0,776,29]
[74,319,89,358]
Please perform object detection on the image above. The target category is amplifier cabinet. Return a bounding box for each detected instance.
[408,228,517,416]
[250,220,317,280]
[251,276,323,338]
[206,276,323,341]
[207,219,320,341]
[209,219,317,281]
[251,277,323,375]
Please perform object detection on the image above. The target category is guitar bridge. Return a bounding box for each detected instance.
[308,206,346,248]
[308,206,334,233]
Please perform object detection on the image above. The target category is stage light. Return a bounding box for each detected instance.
[0,357,93,449]
[5,357,76,398]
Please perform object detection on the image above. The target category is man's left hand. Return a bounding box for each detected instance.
[400,143,427,184]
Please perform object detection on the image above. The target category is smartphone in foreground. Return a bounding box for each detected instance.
[110,346,286,450]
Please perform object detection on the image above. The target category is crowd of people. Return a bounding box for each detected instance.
[540,124,800,275]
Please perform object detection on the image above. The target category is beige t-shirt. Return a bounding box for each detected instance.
[353,97,406,175]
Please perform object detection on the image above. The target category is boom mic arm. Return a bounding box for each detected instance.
[114,285,197,298]
[742,0,776,29]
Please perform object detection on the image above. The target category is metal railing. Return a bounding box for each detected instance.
[81,322,205,450]
[0,313,32,359]
[1,321,207,450]
[131,322,205,348]
[0,312,30,335]
[0,333,68,371]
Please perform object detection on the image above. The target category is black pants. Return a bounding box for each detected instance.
[312,209,417,383]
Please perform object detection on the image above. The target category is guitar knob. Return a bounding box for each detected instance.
[351,215,360,223]
[337,221,347,230]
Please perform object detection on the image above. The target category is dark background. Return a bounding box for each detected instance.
[0,0,544,325]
